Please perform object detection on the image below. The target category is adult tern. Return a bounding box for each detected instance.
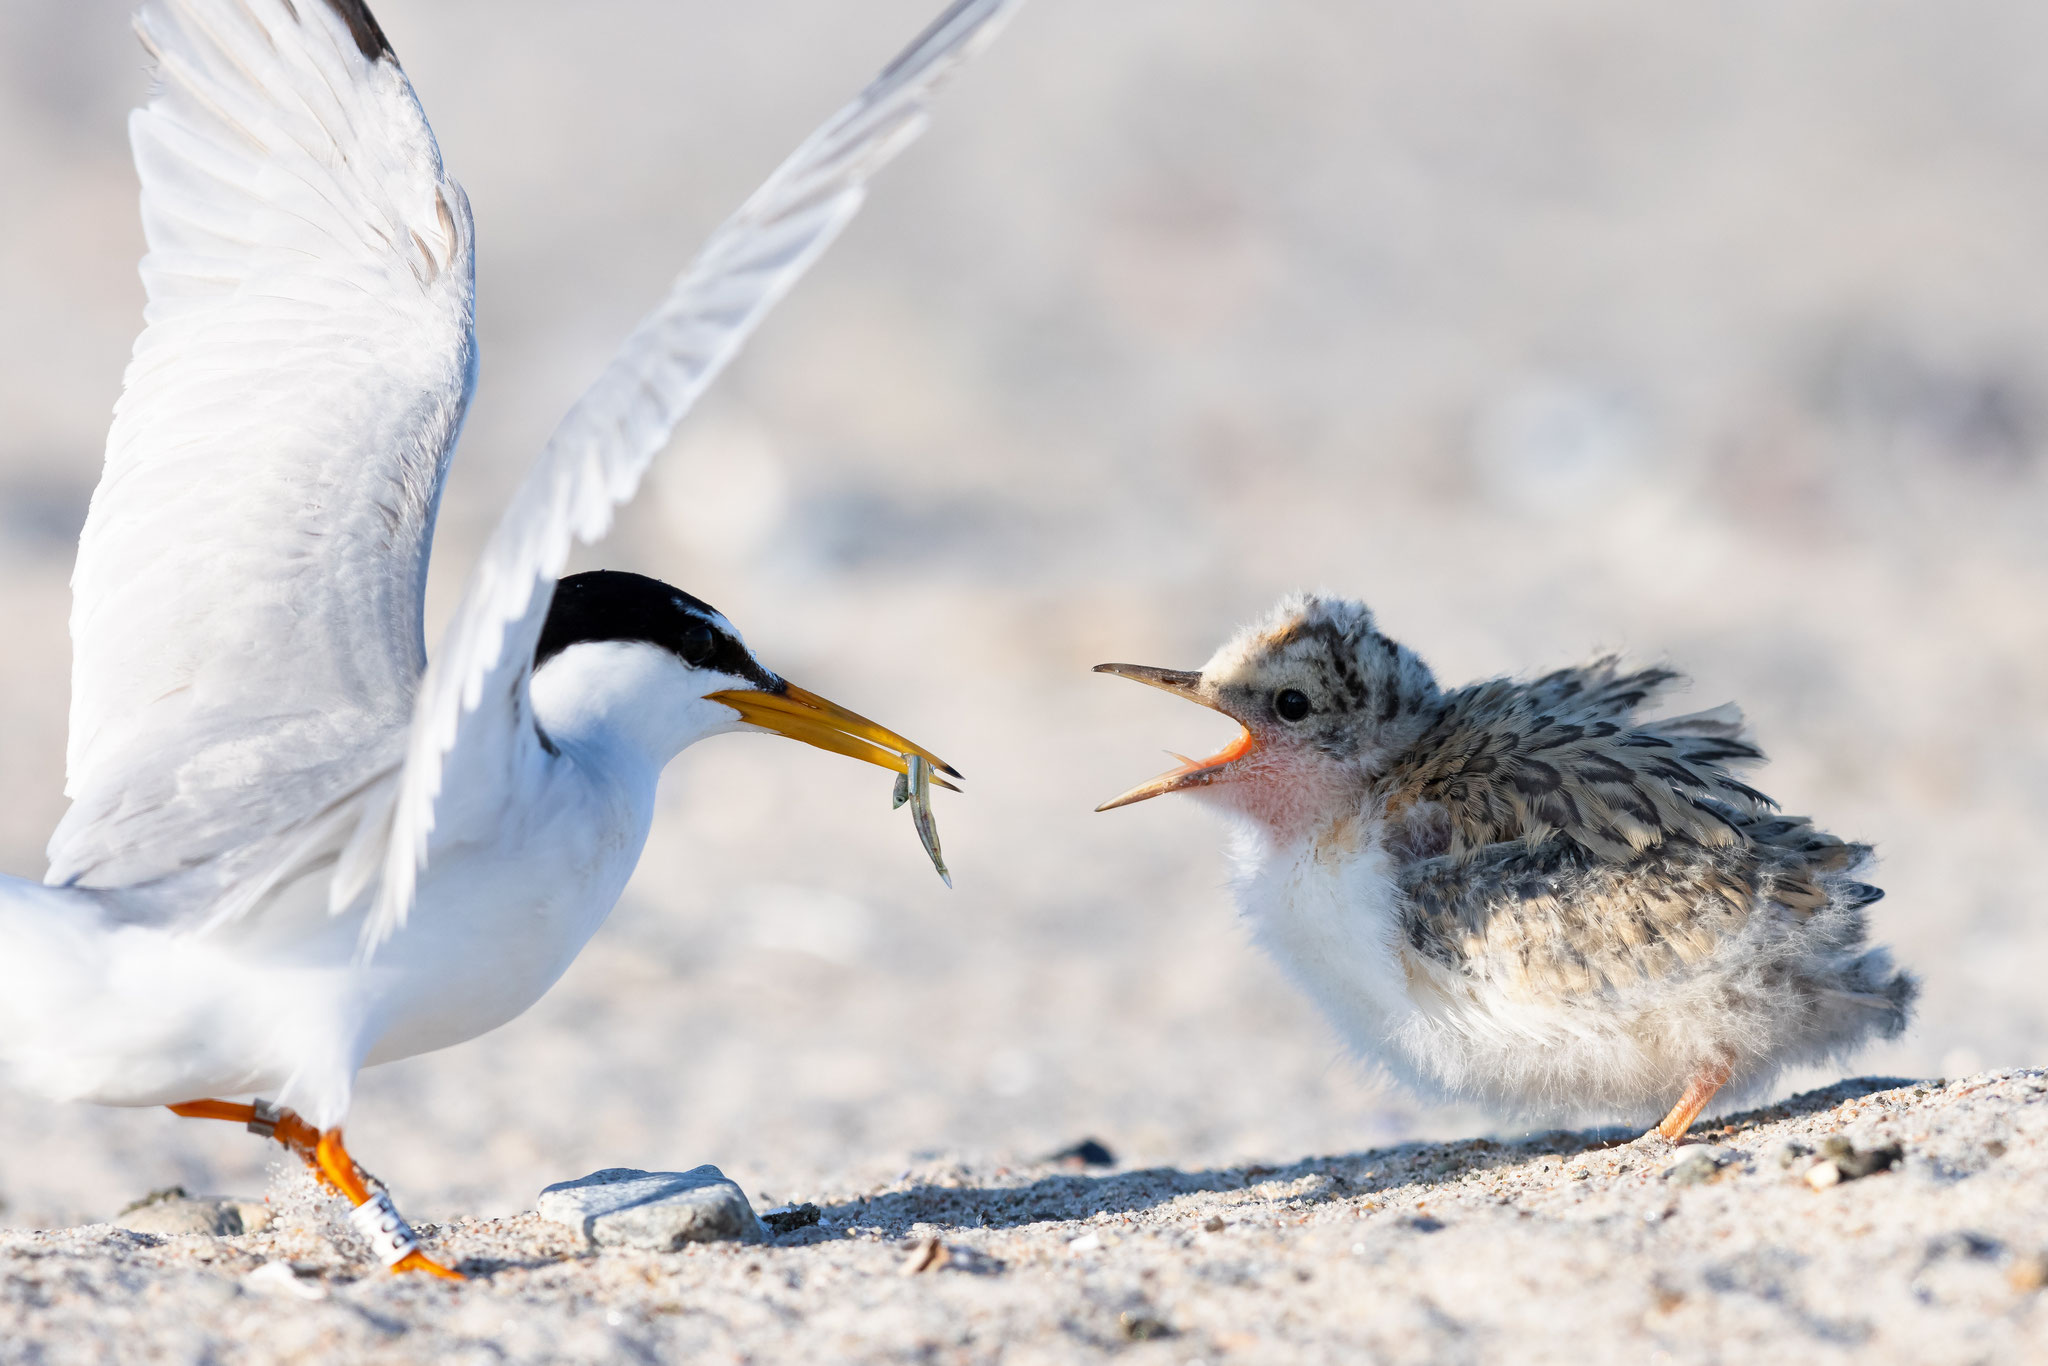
[0,0,1014,1277]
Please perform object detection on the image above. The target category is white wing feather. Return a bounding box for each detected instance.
[357,0,1022,949]
[49,0,474,893]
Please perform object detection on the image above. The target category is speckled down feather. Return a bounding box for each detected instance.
[1380,658,1773,863]
[1398,814,1903,1017]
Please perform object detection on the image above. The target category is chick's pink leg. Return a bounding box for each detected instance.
[1653,1060,1732,1140]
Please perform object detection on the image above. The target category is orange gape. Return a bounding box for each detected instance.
[166,1100,463,1280]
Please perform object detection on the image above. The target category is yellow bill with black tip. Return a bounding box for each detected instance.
[706,682,961,789]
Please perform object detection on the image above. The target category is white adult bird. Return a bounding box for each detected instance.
[0,0,1013,1277]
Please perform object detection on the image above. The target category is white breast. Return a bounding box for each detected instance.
[356,749,653,1068]
[1229,814,1731,1125]
[1225,817,1457,1100]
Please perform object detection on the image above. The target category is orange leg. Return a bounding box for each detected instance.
[169,1099,335,1188]
[1653,1060,1733,1140]
[167,1099,463,1280]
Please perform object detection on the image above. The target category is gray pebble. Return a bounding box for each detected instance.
[1119,1312,1173,1341]
[1815,1136,1903,1182]
[762,1201,822,1235]
[114,1190,270,1238]
[1664,1148,1731,1187]
[536,1167,765,1250]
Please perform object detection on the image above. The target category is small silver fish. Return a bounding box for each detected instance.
[901,753,950,887]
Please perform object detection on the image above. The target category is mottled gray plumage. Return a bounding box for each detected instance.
[1096,594,1916,1136]
[1398,811,1905,1022]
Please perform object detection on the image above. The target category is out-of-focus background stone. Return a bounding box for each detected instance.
[1,0,2043,1230]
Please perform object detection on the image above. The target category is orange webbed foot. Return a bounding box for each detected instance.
[391,1248,467,1281]
[168,1099,460,1278]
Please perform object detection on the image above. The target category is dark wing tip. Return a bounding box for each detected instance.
[321,0,394,61]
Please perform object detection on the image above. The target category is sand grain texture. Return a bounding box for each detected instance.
[3,1072,2043,1364]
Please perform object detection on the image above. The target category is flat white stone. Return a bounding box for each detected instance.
[242,1262,326,1302]
[115,1197,270,1238]
[536,1166,765,1249]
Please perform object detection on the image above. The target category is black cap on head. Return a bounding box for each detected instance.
[535,571,780,690]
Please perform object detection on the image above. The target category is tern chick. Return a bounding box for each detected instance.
[1096,594,1915,1139]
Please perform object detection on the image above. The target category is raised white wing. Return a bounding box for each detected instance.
[354,0,1023,949]
[47,0,475,891]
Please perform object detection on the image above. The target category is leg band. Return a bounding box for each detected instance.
[348,1189,423,1267]
[247,1098,284,1140]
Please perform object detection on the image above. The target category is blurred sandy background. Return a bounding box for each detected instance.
[2,0,2044,1231]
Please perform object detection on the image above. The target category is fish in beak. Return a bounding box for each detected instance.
[1091,663,1255,811]
[704,682,960,789]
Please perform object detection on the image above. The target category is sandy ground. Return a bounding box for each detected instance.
[4,1071,2045,1364]
[3,0,2048,1357]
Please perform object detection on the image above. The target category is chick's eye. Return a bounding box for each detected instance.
[1274,688,1312,722]
[677,621,716,667]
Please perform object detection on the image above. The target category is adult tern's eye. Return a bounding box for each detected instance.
[677,621,716,667]
[1274,688,1312,722]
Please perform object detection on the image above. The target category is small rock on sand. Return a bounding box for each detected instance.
[1804,1135,1904,1189]
[536,1166,765,1250]
[1663,1147,1732,1187]
[242,1262,326,1301]
[762,1201,822,1235]
[1046,1139,1117,1168]
[114,1188,271,1238]
[1819,1134,1903,1179]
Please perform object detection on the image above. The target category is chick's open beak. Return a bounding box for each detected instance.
[706,682,961,789]
[1092,663,1255,811]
